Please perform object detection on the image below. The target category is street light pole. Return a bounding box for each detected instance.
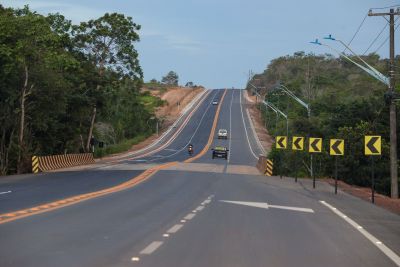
[262,100,288,137]
[368,8,399,198]
[274,84,313,177]
[312,9,399,198]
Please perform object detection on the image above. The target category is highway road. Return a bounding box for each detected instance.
[0,89,399,267]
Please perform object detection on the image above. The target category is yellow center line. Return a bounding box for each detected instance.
[184,89,228,163]
[0,161,178,225]
[0,90,225,225]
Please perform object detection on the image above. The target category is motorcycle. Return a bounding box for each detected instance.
[188,145,193,156]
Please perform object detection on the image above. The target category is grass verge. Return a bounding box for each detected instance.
[94,134,149,158]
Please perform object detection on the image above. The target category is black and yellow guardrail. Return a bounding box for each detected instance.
[257,156,273,176]
[32,156,39,173]
[31,153,95,173]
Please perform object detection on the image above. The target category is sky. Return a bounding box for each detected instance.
[2,0,400,88]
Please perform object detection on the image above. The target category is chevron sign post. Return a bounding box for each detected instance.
[308,137,322,189]
[364,135,382,204]
[275,136,287,179]
[276,136,287,149]
[292,137,304,183]
[330,139,344,194]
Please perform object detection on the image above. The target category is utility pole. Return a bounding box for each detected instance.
[369,8,400,198]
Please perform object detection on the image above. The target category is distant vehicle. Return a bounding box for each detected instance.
[188,144,193,156]
[217,129,228,139]
[212,100,218,105]
[212,146,228,160]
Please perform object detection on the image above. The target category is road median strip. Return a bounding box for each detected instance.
[0,161,177,225]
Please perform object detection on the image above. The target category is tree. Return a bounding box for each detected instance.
[185,81,194,87]
[0,6,78,173]
[149,78,158,84]
[161,71,179,86]
[73,13,143,151]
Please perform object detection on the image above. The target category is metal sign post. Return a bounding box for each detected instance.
[276,136,287,179]
[309,138,322,188]
[364,135,381,203]
[334,157,338,194]
[371,157,375,203]
[292,136,304,183]
[330,139,344,194]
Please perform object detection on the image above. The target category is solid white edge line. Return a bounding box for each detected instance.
[140,241,163,255]
[147,90,219,161]
[239,90,258,159]
[113,90,210,161]
[320,200,400,266]
[246,107,266,155]
[228,89,234,163]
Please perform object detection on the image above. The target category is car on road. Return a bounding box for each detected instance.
[212,146,228,159]
[217,129,228,139]
[212,100,218,105]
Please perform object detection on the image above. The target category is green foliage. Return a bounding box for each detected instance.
[94,135,147,158]
[252,52,400,196]
[0,6,162,175]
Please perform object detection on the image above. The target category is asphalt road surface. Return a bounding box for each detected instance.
[0,89,399,267]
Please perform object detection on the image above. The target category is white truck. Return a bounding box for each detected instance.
[217,129,228,139]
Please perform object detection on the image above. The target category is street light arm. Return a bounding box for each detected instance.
[318,42,389,86]
[323,35,390,85]
[248,83,262,98]
[263,100,287,119]
[336,39,389,84]
[278,85,309,110]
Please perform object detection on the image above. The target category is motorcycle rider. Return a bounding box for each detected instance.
[188,143,194,155]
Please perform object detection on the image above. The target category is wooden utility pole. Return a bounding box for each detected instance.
[369,8,400,198]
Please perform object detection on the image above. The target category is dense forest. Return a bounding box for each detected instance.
[0,5,164,175]
[248,51,400,196]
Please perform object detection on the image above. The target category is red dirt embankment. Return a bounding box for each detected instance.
[129,86,204,152]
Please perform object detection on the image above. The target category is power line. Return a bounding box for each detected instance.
[344,13,368,53]
[370,5,400,10]
[373,20,400,53]
[363,22,389,55]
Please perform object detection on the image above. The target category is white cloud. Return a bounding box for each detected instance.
[141,29,204,53]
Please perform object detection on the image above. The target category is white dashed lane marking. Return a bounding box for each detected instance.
[0,191,12,195]
[320,200,400,266]
[167,224,183,234]
[184,213,196,220]
[196,206,204,211]
[140,241,163,255]
[134,195,214,261]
